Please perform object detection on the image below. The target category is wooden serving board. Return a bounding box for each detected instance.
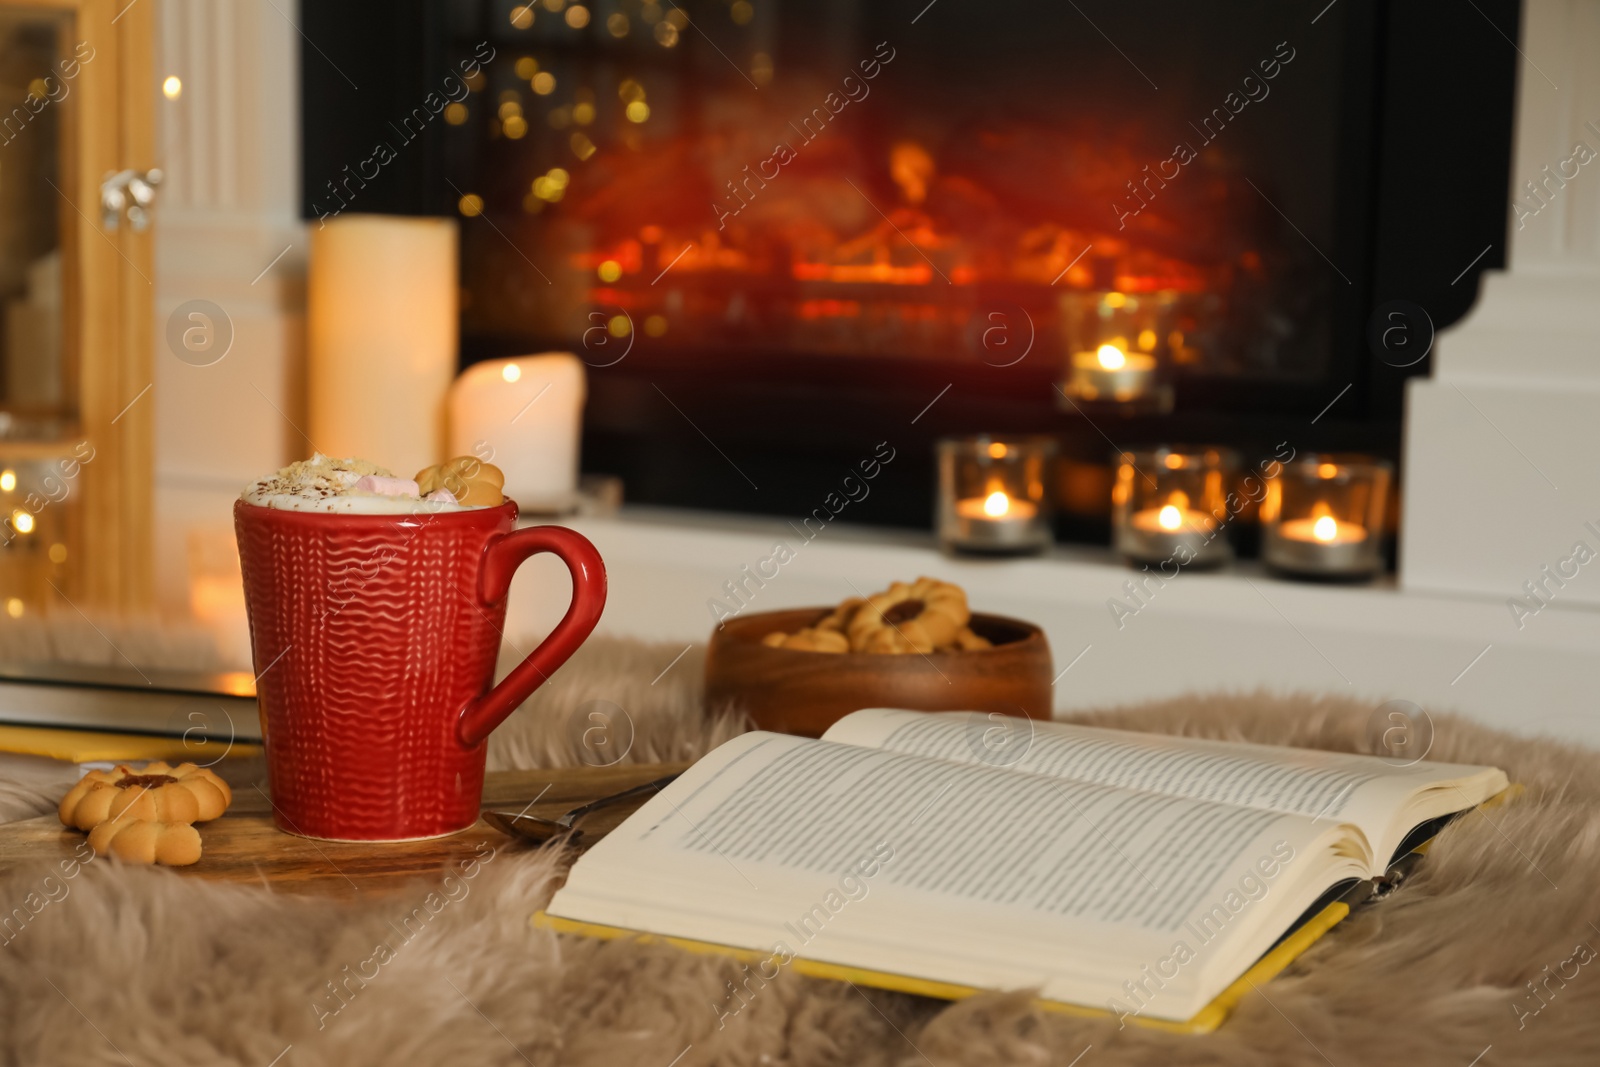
[0,761,687,897]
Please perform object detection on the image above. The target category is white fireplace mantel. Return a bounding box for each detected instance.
[143,1,1599,743]
[1402,0,1600,613]
[502,508,1600,744]
[150,0,306,613]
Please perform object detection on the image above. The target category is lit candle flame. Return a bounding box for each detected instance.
[1157,504,1183,531]
[983,490,1011,518]
[501,363,522,383]
[1096,344,1127,371]
[1313,515,1338,542]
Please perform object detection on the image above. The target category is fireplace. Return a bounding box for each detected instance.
[301,0,1519,550]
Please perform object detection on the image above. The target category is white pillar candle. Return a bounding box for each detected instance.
[308,215,457,477]
[447,353,586,513]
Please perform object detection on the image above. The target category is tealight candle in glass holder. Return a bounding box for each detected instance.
[1057,290,1175,410]
[1261,455,1391,579]
[1112,447,1236,568]
[938,436,1055,556]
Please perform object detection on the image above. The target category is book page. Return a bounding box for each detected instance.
[548,731,1368,1020]
[824,708,1506,860]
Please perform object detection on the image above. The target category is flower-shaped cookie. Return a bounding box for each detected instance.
[847,577,970,654]
[762,627,850,653]
[58,761,233,832]
[952,626,992,650]
[415,456,505,507]
[815,598,865,635]
[87,819,203,866]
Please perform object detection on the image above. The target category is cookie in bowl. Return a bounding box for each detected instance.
[762,627,851,652]
[756,578,993,654]
[706,578,1053,736]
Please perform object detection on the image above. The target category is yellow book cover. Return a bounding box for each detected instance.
[534,900,1350,1034]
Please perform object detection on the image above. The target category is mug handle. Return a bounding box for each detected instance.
[456,525,607,749]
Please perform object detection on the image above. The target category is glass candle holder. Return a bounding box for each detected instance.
[1057,290,1176,409]
[937,436,1055,556]
[1112,447,1236,568]
[1261,455,1391,579]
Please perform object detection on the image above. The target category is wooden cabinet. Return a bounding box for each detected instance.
[0,0,153,612]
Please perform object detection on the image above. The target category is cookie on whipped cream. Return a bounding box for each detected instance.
[240,453,481,514]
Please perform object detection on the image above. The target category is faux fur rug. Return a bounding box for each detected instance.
[2,634,1597,1066]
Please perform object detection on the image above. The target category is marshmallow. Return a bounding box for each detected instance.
[353,475,421,497]
[424,489,458,505]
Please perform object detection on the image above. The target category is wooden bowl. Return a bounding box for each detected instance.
[704,608,1054,737]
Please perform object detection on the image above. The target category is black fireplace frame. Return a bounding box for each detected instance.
[301,0,1521,545]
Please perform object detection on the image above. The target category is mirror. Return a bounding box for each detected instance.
[0,8,75,427]
[0,8,82,614]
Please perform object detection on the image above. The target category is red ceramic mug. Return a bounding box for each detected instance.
[233,499,605,841]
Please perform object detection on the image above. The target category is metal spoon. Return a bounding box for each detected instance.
[483,774,680,845]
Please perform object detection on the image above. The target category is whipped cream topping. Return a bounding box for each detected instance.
[240,453,475,514]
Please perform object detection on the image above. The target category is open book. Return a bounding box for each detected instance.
[540,709,1507,1031]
